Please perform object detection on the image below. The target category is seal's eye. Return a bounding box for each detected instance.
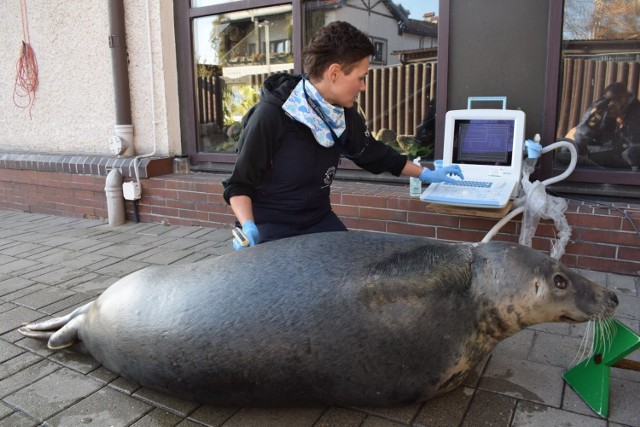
[554,275,567,289]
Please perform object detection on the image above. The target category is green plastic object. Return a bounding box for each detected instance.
[563,317,640,418]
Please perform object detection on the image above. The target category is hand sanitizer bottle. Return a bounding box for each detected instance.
[409,157,422,197]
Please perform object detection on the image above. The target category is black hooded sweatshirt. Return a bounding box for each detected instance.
[223,73,407,229]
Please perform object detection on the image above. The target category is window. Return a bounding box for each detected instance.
[370,37,387,65]
[176,0,438,175]
[191,5,294,155]
[554,0,640,183]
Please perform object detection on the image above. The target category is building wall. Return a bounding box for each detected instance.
[0,165,637,276]
[0,1,180,157]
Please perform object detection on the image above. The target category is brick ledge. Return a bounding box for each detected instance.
[0,152,173,178]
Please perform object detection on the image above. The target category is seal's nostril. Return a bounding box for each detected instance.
[611,293,619,306]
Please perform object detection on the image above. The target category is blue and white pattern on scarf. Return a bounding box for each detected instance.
[281,79,346,148]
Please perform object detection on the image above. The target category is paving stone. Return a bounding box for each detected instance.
[529,331,586,369]
[0,277,36,298]
[133,387,200,417]
[158,238,203,251]
[176,419,207,427]
[511,401,606,427]
[109,376,142,395]
[613,291,640,320]
[58,238,114,253]
[220,406,325,427]
[0,242,42,257]
[413,386,473,427]
[132,407,184,427]
[14,264,61,280]
[0,306,45,335]
[360,416,406,426]
[0,339,24,363]
[0,402,11,419]
[5,367,103,421]
[37,235,81,248]
[134,248,195,265]
[67,274,119,295]
[608,376,640,426]
[163,226,206,238]
[13,333,58,356]
[187,405,240,426]
[312,407,366,427]
[135,224,176,237]
[352,402,422,425]
[49,349,102,374]
[12,287,76,310]
[479,354,565,407]
[0,302,16,315]
[94,259,149,277]
[56,252,113,271]
[0,258,40,276]
[0,358,60,398]
[0,411,38,427]
[46,386,153,427]
[39,293,95,315]
[528,321,571,336]
[461,390,516,426]
[491,329,536,360]
[0,351,42,381]
[24,248,78,266]
[94,243,157,259]
[170,252,212,265]
[87,366,119,385]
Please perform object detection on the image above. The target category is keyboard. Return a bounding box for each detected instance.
[444,180,492,188]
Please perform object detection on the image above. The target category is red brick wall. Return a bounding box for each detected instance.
[0,168,638,276]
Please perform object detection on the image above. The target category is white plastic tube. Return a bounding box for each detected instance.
[481,140,578,249]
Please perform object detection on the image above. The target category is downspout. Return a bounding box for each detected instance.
[108,0,134,157]
[105,0,133,227]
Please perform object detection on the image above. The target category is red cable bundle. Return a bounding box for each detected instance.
[13,0,39,118]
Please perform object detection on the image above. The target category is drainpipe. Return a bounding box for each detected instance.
[105,169,125,226]
[108,0,134,157]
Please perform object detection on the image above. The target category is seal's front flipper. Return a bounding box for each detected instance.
[18,302,93,349]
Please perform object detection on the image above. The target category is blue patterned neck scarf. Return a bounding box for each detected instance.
[282,78,346,148]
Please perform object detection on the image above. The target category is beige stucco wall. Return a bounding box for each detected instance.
[0,0,180,157]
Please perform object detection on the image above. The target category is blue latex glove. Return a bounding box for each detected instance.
[418,166,464,184]
[233,221,260,251]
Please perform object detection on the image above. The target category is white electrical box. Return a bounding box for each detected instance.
[122,182,141,200]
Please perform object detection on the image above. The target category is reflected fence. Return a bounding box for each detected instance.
[196,57,639,142]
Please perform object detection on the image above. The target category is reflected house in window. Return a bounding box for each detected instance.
[214,5,294,80]
[194,1,439,154]
[304,0,437,67]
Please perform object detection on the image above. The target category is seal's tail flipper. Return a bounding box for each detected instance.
[18,302,93,350]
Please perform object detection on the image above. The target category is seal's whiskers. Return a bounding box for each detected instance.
[571,319,593,366]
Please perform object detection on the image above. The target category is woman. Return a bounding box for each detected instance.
[223,21,463,249]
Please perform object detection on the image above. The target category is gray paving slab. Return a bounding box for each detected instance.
[46,386,153,427]
[0,209,637,426]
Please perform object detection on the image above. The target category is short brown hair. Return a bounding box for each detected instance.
[302,21,375,80]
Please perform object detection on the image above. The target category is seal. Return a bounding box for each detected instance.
[19,231,618,406]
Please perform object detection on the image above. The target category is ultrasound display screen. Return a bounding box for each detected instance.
[453,119,514,166]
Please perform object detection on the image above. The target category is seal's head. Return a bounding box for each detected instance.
[472,242,618,340]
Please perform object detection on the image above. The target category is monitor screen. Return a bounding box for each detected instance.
[452,119,515,166]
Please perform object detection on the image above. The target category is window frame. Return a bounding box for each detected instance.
[436,0,638,190]
[174,0,303,168]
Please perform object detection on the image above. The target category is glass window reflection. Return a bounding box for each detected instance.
[556,0,640,172]
[192,5,293,153]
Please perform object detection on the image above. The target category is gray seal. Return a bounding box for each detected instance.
[19,231,618,406]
